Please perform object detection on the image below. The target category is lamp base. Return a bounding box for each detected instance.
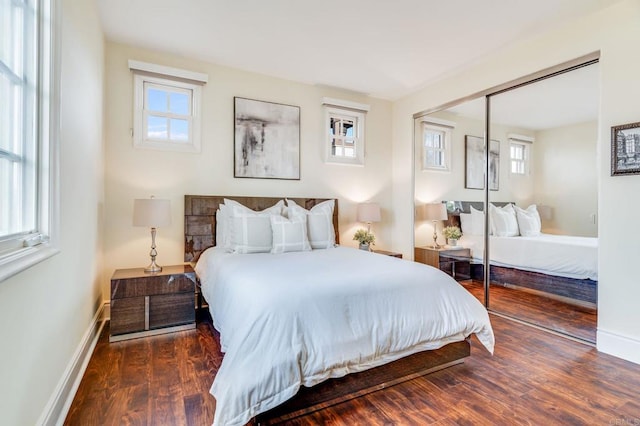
[144,260,162,273]
[431,220,442,249]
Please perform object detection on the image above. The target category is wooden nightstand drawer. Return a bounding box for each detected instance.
[149,292,195,329]
[109,265,196,342]
[414,246,471,280]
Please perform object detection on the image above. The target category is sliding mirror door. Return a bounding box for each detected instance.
[486,62,599,342]
[413,97,487,305]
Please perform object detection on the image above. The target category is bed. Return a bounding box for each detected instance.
[185,195,495,426]
[445,201,598,307]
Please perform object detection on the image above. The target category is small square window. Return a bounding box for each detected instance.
[325,107,365,165]
[421,123,451,171]
[510,141,530,175]
[131,63,206,153]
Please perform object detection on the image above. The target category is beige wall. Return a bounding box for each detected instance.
[533,121,598,237]
[0,0,105,424]
[392,0,640,363]
[103,42,393,298]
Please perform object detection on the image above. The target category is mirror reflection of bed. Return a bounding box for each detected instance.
[413,60,599,343]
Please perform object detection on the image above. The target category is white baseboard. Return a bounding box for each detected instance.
[36,302,107,426]
[597,328,640,365]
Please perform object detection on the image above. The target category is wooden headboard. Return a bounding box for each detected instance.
[184,195,339,262]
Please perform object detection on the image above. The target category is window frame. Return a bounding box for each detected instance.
[323,98,369,166]
[0,0,60,283]
[508,134,533,176]
[421,122,452,171]
[130,61,207,153]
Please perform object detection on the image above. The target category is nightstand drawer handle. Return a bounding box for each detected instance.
[144,296,150,330]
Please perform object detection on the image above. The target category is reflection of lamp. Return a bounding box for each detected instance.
[133,196,171,273]
[424,203,447,249]
[357,202,381,233]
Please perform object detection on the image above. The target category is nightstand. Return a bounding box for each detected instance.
[414,246,471,280]
[110,264,197,342]
[373,249,403,259]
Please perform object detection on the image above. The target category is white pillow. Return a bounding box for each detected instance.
[470,206,488,235]
[224,199,284,253]
[459,213,473,235]
[270,214,311,253]
[514,204,541,237]
[287,199,336,249]
[215,207,226,248]
[489,203,519,237]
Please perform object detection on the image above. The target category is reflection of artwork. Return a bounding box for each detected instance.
[611,121,640,176]
[234,97,300,180]
[465,135,500,191]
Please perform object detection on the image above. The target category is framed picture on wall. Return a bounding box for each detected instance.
[234,97,301,180]
[465,135,500,191]
[611,121,640,176]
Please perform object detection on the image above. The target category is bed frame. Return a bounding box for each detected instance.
[184,195,472,424]
[444,201,597,307]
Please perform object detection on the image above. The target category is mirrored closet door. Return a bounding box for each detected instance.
[486,62,599,343]
[414,58,599,343]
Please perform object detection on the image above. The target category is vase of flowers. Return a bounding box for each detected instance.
[443,226,462,246]
[353,229,375,251]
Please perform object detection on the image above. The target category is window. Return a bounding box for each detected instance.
[130,61,207,153]
[422,124,452,171]
[1,0,59,282]
[418,118,454,171]
[508,134,533,176]
[323,98,369,165]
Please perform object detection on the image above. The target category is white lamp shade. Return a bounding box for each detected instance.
[357,202,381,223]
[424,203,447,221]
[133,198,171,227]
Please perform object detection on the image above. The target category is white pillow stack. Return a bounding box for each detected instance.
[489,203,519,237]
[286,199,336,249]
[215,198,336,254]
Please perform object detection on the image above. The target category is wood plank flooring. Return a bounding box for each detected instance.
[460,280,597,342]
[65,310,639,425]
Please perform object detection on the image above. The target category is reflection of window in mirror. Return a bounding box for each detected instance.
[508,134,533,176]
[420,118,454,172]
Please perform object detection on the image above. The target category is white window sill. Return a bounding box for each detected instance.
[0,244,60,283]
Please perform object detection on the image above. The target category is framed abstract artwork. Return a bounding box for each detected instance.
[234,97,300,180]
[465,135,500,191]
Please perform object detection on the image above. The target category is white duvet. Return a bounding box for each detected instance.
[195,246,494,426]
[459,233,598,280]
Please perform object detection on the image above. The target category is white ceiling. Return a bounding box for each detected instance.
[447,63,600,130]
[97,0,619,100]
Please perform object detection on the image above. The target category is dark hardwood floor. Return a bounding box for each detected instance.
[65,308,639,425]
[460,279,597,342]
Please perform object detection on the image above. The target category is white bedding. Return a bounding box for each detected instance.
[459,233,598,280]
[195,246,494,426]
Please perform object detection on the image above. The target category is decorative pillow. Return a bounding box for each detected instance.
[224,199,284,253]
[287,199,336,249]
[270,214,311,254]
[489,203,519,237]
[514,204,541,237]
[459,213,473,235]
[215,206,227,248]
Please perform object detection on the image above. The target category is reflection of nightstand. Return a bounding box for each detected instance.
[373,250,403,259]
[414,246,471,280]
[110,265,196,342]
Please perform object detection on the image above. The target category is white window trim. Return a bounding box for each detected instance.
[130,61,206,153]
[508,134,533,176]
[420,119,454,172]
[322,98,369,166]
[1,0,61,283]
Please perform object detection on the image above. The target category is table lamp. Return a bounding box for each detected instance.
[424,203,447,249]
[133,196,171,273]
[357,202,381,233]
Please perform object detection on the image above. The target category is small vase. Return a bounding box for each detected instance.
[447,238,458,246]
[359,243,370,251]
